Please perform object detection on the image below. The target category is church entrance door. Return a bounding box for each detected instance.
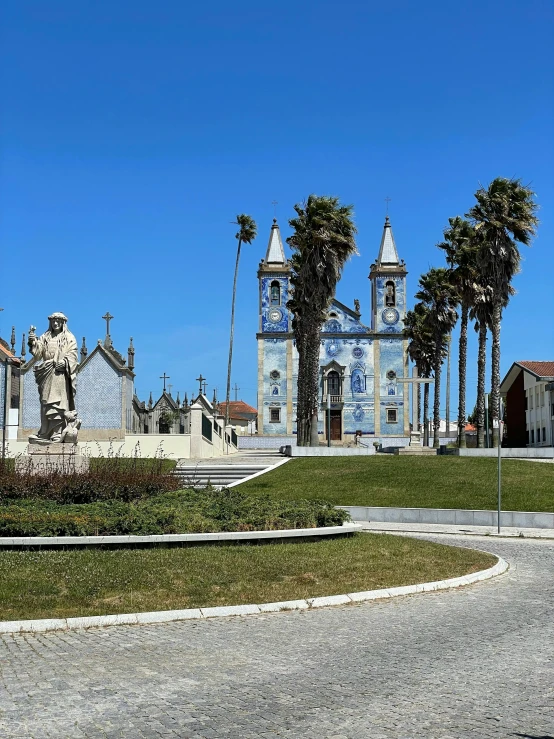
[330,411,342,441]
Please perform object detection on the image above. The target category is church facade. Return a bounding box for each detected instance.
[257,217,410,441]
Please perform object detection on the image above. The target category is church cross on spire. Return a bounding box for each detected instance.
[160,372,170,392]
[196,374,206,395]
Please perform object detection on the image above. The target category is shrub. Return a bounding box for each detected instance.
[0,457,178,505]
[0,488,350,537]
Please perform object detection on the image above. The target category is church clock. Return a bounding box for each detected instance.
[382,308,399,325]
[268,308,283,323]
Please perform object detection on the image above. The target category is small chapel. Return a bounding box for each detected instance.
[257,216,411,442]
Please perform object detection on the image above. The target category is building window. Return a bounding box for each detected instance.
[524,396,528,411]
[529,393,533,410]
[531,429,534,444]
[270,370,280,380]
[386,408,397,424]
[542,427,546,442]
[270,281,281,306]
[270,407,281,423]
[328,370,341,395]
[385,281,396,307]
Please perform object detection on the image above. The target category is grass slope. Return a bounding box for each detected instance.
[238,456,554,512]
[0,534,495,620]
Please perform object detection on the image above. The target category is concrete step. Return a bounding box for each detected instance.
[173,464,273,487]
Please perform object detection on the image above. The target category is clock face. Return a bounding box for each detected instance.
[382,308,399,325]
[268,308,283,323]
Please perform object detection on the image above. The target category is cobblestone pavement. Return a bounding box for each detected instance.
[1,536,553,738]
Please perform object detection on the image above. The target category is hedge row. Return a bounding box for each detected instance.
[0,488,350,537]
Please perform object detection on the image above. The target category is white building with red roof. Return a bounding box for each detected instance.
[500,361,554,447]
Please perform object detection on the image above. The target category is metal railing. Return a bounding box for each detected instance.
[202,414,212,442]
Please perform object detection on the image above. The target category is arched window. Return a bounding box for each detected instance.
[328,370,340,395]
[270,281,281,306]
[385,281,396,307]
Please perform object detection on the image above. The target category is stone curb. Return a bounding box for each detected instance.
[0,555,508,635]
[0,522,360,548]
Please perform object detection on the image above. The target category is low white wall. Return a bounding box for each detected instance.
[81,435,191,460]
[287,446,375,457]
[3,436,192,461]
[342,505,554,529]
[451,447,554,459]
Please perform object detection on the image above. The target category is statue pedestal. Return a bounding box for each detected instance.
[16,440,89,475]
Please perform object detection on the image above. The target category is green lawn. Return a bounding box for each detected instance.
[238,456,554,512]
[0,534,495,621]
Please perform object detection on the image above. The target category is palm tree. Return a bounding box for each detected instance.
[437,217,477,447]
[469,280,494,447]
[225,215,257,432]
[287,195,357,446]
[415,268,458,448]
[403,303,434,445]
[467,178,538,447]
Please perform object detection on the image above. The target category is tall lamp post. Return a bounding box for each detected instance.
[485,393,490,449]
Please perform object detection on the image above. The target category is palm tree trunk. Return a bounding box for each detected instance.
[306,324,321,447]
[433,352,441,449]
[476,322,487,448]
[490,302,502,448]
[457,304,468,448]
[225,238,242,437]
[423,382,429,446]
[296,325,321,446]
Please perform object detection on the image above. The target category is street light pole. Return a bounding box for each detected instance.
[327,393,331,448]
[497,397,504,534]
[485,393,490,449]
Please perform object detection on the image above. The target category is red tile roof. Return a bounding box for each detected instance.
[218,400,258,416]
[517,361,554,378]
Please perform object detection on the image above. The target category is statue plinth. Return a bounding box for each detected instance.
[16,439,89,475]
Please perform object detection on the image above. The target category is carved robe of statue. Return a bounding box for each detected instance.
[29,313,78,442]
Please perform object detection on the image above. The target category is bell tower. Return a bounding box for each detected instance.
[369,216,410,437]
[257,220,293,434]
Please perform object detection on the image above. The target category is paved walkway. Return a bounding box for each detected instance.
[358,520,554,538]
[1,536,553,738]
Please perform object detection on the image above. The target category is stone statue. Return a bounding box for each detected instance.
[28,312,79,444]
[354,299,360,314]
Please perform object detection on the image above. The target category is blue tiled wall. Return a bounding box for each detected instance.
[22,368,41,429]
[78,351,122,429]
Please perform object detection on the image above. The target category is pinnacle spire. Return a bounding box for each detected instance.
[377,216,400,266]
[264,219,286,265]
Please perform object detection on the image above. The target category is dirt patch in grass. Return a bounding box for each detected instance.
[238,456,554,512]
[0,534,496,621]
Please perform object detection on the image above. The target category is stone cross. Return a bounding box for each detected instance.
[196,374,206,395]
[102,312,114,336]
[160,373,170,392]
[396,367,434,446]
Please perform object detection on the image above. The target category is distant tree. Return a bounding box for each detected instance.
[225,215,257,432]
[437,217,477,448]
[287,195,357,446]
[467,178,538,447]
[415,268,458,448]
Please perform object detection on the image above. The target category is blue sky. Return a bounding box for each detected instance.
[1,0,553,415]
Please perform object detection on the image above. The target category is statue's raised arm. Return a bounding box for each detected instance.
[28,312,79,444]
